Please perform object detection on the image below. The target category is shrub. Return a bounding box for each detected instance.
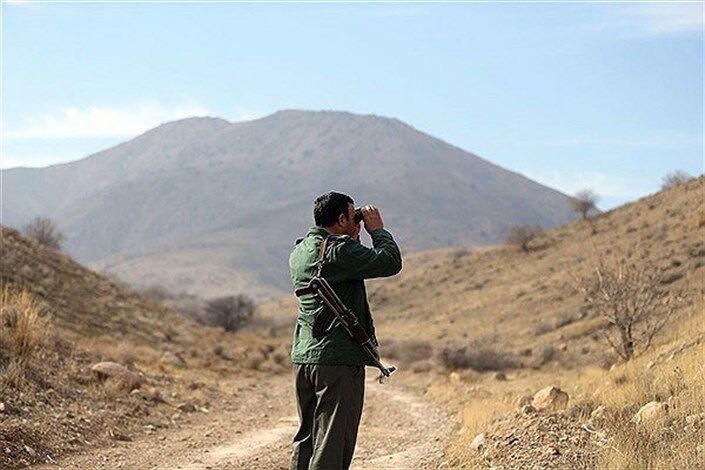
[438,337,518,372]
[661,170,692,190]
[570,189,599,220]
[0,287,47,359]
[505,225,543,252]
[204,294,255,332]
[384,339,433,363]
[576,260,685,361]
[538,345,556,365]
[21,217,65,250]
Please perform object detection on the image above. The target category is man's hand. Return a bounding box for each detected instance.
[361,205,384,233]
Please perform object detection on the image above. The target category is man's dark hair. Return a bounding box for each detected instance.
[314,192,354,227]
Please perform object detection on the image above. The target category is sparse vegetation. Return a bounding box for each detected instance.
[0,287,47,362]
[21,216,65,250]
[576,260,684,361]
[505,224,543,252]
[438,337,518,372]
[570,188,599,220]
[205,294,255,332]
[385,339,433,363]
[661,170,693,190]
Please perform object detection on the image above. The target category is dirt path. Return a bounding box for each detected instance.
[35,372,453,470]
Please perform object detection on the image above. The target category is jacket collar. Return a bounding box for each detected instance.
[307,226,331,238]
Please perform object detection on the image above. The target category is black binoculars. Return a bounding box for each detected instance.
[354,207,364,224]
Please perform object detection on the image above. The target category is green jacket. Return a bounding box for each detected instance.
[289,226,402,365]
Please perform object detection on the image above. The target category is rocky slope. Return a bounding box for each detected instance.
[260,176,704,468]
[0,227,287,468]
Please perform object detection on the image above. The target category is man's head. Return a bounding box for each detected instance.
[314,191,359,237]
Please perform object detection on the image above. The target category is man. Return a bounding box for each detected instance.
[289,191,402,470]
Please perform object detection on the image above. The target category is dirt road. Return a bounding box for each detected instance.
[36,372,453,469]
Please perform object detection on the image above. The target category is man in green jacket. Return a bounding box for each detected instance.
[289,191,402,470]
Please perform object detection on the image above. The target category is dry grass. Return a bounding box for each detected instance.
[0,224,297,468]
[0,287,48,359]
[427,305,704,469]
[596,350,704,469]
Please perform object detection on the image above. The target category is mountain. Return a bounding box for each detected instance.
[3,110,577,298]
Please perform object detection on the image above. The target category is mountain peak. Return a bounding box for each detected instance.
[153,116,231,131]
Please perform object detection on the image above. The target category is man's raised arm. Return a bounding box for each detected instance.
[329,205,402,281]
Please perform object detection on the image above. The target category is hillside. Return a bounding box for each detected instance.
[1,225,456,469]
[3,110,576,298]
[260,176,705,468]
[0,226,288,468]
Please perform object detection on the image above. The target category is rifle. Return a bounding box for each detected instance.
[295,276,396,383]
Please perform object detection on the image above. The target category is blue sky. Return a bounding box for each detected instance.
[2,1,703,208]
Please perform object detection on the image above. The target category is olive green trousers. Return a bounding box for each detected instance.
[290,364,366,470]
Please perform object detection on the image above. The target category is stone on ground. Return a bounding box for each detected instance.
[90,362,145,391]
[632,401,668,426]
[532,386,569,412]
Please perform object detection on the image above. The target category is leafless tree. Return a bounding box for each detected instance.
[22,217,64,250]
[661,170,692,190]
[570,189,599,220]
[205,294,255,332]
[576,261,683,361]
[505,224,543,252]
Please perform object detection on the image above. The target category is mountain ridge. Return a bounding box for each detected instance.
[4,110,577,298]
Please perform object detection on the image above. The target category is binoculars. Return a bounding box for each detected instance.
[354,207,364,224]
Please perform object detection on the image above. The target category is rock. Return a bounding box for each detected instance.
[449,372,461,383]
[493,372,507,381]
[589,405,610,427]
[470,433,485,451]
[685,413,705,426]
[532,386,569,412]
[146,387,165,403]
[632,401,668,426]
[514,395,532,409]
[90,362,145,391]
[24,445,37,457]
[660,270,684,285]
[521,404,537,415]
[109,430,133,442]
[177,403,197,413]
[646,361,655,370]
[159,351,186,368]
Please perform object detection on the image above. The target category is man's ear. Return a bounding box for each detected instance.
[337,213,347,226]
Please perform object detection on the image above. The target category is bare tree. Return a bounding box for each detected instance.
[205,294,255,332]
[576,261,683,361]
[570,189,599,220]
[661,170,692,190]
[505,224,543,252]
[22,217,64,250]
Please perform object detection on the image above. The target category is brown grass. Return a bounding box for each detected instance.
[0,287,48,359]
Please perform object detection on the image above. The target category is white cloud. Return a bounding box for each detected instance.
[4,102,215,139]
[593,4,703,38]
[628,4,703,36]
[526,169,655,201]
